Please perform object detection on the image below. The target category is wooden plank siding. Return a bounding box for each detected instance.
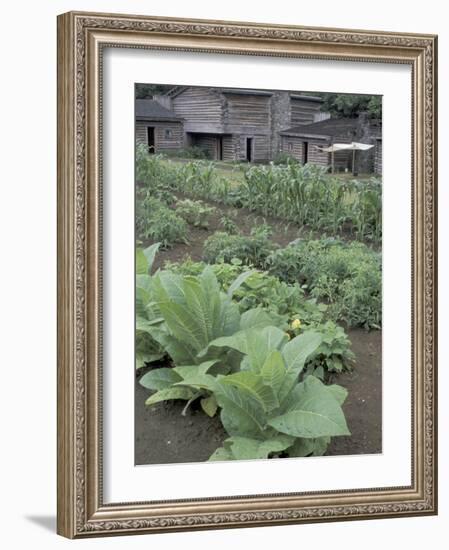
[280,136,329,167]
[136,120,184,152]
[290,99,322,126]
[224,94,271,131]
[222,135,235,161]
[172,87,224,133]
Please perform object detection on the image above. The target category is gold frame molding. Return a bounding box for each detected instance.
[57,11,438,538]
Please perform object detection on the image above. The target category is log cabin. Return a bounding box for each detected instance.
[136,87,324,162]
[169,86,324,162]
[135,86,381,174]
[280,114,382,173]
[135,99,184,154]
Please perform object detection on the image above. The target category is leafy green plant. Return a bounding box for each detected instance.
[150,250,356,371]
[137,254,351,460]
[141,322,350,460]
[239,162,381,243]
[175,199,216,229]
[266,238,381,328]
[164,145,212,160]
[136,149,381,242]
[272,152,299,165]
[219,214,239,235]
[178,161,232,203]
[138,264,277,368]
[136,144,179,204]
[291,320,355,377]
[162,258,353,372]
[205,328,350,459]
[203,227,276,267]
[136,196,188,248]
[135,243,165,370]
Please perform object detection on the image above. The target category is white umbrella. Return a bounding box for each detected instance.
[319,142,374,174]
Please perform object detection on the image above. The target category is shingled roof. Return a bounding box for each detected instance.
[280,117,360,138]
[135,99,183,122]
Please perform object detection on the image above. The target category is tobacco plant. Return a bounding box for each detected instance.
[141,323,350,460]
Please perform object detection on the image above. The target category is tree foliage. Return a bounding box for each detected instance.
[318,93,382,119]
[135,83,173,99]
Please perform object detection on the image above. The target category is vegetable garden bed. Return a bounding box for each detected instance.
[135,151,382,464]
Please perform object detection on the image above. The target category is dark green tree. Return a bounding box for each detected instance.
[318,93,382,119]
[135,83,173,99]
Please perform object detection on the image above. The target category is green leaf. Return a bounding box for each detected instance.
[260,350,286,399]
[182,278,213,344]
[148,326,199,366]
[158,301,208,352]
[139,368,182,390]
[326,384,348,405]
[288,436,330,457]
[143,243,160,273]
[227,270,254,298]
[282,331,323,373]
[153,272,186,306]
[173,360,219,379]
[135,351,164,370]
[207,326,287,372]
[278,331,323,402]
[215,382,266,438]
[208,446,233,461]
[268,376,350,438]
[136,316,163,334]
[201,395,218,417]
[145,386,195,406]
[136,249,149,275]
[221,371,278,411]
[215,297,241,338]
[174,373,217,392]
[240,308,279,330]
[136,274,153,316]
[227,435,294,460]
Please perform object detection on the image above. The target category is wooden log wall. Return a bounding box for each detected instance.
[280,136,329,167]
[224,94,271,129]
[222,135,235,161]
[290,98,322,126]
[172,87,223,128]
[135,121,184,152]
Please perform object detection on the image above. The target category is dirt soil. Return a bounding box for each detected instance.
[135,328,382,465]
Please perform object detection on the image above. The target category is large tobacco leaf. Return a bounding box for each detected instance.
[268,376,350,438]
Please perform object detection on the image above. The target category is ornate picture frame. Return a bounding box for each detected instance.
[57,11,438,538]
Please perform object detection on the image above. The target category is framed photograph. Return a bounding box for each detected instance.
[57,11,438,538]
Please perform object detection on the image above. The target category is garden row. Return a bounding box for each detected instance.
[136,144,382,244]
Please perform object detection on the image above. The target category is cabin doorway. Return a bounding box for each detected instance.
[302,141,309,164]
[217,136,224,161]
[147,126,155,154]
[246,137,253,162]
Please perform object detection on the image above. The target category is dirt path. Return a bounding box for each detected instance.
[135,328,382,465]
